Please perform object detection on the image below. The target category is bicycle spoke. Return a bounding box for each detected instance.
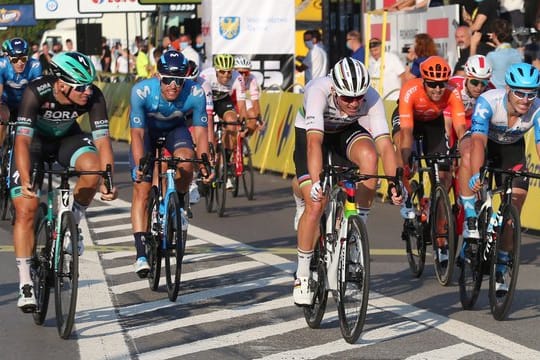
[146,186,161,290]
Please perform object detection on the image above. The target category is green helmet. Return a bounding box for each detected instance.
[50,51,96,84]
[213,54,234,70]
[1,40,10,55]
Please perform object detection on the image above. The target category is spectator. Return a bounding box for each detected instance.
[386,0,433,11]
[30,42,39,60]
[177,33,200,69]
[453,25,491,76]
[162,36,172,50]
[367,37,406,101]
[65,38,74,52]
[346,30,365,64]
[524,16,540,69]
[52,42,62,55]
[38,42,53,74]
[450,0,477,25]
[115,48,134,81]
[135,41,152,79]
[101,36,112,73]
[462,0,499,45]
[194,33,206,64]
[403,33,438,82]
[483,18,523,88]
[169,26,180,50]
[296,29,328,84]
[500,0,525,30]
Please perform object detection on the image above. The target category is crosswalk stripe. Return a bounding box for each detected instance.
[87,204,130,213]
[92,223,132,233]
[87,212,132,222]
[405,343,483,359]
[118,274,291,317]
[111,260,264,294]
[128,296,293,339]
[95,235,133,245]
[100,239,207,260]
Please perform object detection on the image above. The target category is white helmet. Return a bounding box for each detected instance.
[464,55,492,79]
[234,56,252,69]
[331,57,370,97]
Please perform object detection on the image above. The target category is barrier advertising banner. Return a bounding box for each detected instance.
[0,5,37,26]
[78,0,155,13]
[202,0,295,90]
[34,0,101,19]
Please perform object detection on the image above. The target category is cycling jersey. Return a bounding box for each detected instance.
[294,76,390,139]
[444,76,495,128]
[199,67,246,102]
[16,75,109,140]
[232,72,260,101]
[470,89,540,144]
[399,78,466,130]
[0,58,42,110]
[129,77,207,131]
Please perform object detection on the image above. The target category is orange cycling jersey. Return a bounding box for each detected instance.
[398,78,466,130]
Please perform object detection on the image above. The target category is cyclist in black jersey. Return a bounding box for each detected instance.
[11,51,118,312]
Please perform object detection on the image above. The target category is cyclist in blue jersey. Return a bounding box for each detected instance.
[463,63,540,295]
[11,51,118,312]
[129,50,210,277]
[0,38,42,141]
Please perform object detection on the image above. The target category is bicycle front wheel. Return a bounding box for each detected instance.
[54,212,79,339]
[489,204,521,321]
[215,144,228,217]
[164,192,184,302]
[204,181,215,213]
[241,141,255,200]
[431,185,456,286]
[146,186,161,290]
[337,215,370,344]
[32,203,51,325]
[0,145,11,220]
[403,181,426,277]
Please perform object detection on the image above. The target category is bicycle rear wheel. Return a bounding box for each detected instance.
[164,192,184,302]
[204,181,215,213]
[0,145,10,220]
[489,204,520,321]
[403,181,426,277]
[32,203,51,325]
[337,215,369,344]
[431,185,456,286]
[241,141,255,200]
[215,145,228,217]
[55,212,79,339]
[303,220,328,328]
[146,186,161,290]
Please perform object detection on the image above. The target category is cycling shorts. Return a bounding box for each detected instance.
[486,138,528,191]
[213,95,236,120]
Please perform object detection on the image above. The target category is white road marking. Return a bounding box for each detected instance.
[99,238,207,260]
[92,223,132,233]
[405,343,483,360]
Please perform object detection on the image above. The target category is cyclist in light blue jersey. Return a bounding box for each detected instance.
[129,50,210,277]
[461,63,540,295]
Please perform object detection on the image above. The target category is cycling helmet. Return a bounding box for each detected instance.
[1,40,10,55]
[186,60,199,78]
[5,38,28,57]
[464,55,492,79]
[50,51,96,84]
[420,56,451,81]
[505,62,540,89]
[330,57,370,97]
[157,50,189,77]
[234,56,252,69]
[213,54,234,70]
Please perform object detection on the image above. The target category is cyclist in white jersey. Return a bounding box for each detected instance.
[292,57,403,306]
[463,62,540,294]
[232,56,264,135]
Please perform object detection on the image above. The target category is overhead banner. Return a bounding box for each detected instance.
[202,0,295,90]
[34,0,101,19]
[0,5,37,26]
[138,0,200,3]
[78,0,156,13]
[365,5,460,68]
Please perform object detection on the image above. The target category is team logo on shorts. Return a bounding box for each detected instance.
[219,17,240,40]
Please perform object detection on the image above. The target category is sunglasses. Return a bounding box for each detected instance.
[339,94,365,103]
[511,89,538,101]
[238,70,250,76]
[424,81,447,89]
[469,78,489,87]
[10,56,28,64]
[65,82,92,92]
[217,70,232,75]
[160,76,185,87]
[369,42,382,47]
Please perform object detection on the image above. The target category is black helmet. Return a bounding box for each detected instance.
[157,50,189,77]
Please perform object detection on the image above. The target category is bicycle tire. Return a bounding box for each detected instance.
[164,192,184,302]
[489,204,520,321]
[403,180,426,277]
[146,186,161,290]
[303,219,328,328]
[204,181,215,213]
[241,141,255,200]
[0,145,10,220]
[32,203,51,325]
[215,144,228,217]
[55,211,79,339]
[337,215,370,344]
[431,185,456,286]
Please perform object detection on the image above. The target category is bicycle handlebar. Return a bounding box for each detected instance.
[30,164,114,194]
[138,153,212,179]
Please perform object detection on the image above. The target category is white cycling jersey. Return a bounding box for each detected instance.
[471,88,540,144]
[294,76,390,139]
[199,67,246,101]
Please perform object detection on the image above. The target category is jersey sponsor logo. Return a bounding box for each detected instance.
[36,82,52,95]
[219,17,240,40]
[191,86,204,97]
[93,119,109,128]
[200,116,208,123]
[43,110,80,119]
[136,85,151,100]
[403,85,417,103]
[473,102,490,120]
[132,116,142,125]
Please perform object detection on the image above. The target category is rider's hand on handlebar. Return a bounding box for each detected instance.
[388,182,405,206]
[100,184,118,201]
[21,181,38,199]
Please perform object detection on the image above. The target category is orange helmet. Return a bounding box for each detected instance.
[420,56,451,82]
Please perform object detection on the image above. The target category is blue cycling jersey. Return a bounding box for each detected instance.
[0,57,42,110]
[470,88,540,144]
[129,77,207,130]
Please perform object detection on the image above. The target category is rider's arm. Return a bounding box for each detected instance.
[88,89,114,172]
[188,83,210,169]
[307,131,324,185]
[397,84,415,166]
[129,83,149,169]
[469,95,491,176]
[449,88,467,142]
[14,87,38,191]
[233,73,249,121]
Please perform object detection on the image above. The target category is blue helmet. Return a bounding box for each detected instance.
[5,37,28,57]
[505,63,540,89]
[157,50,189,77]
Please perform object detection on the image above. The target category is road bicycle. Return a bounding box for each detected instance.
[204,117,254,217]
[303,152,402,344]
[139,137,210,302]
[0,105,16,221]
[31,159,113,339]
[458,164,540,320]
[401,137,460,286]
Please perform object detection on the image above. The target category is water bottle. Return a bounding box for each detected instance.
[343,181,357,218]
